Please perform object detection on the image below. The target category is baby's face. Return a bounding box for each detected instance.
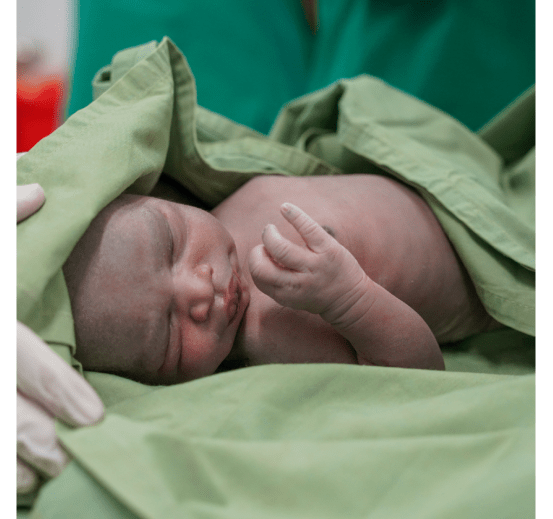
[64,195,250,384]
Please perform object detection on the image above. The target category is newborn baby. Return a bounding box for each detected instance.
[63,174,501,384]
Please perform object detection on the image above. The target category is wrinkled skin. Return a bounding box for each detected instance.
[248,202,369,321]
[247,202,446,370]
[215,174,498,370]
[64,174,499,383]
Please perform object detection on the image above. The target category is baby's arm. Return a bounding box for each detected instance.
[248,203,444,370]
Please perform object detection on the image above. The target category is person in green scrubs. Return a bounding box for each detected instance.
[68,0,535,133]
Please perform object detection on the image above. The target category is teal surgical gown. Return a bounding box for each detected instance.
[67,0,535,133]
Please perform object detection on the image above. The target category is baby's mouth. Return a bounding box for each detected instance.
[225,273,242,324]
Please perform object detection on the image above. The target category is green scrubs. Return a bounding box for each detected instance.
[68,0,535,133]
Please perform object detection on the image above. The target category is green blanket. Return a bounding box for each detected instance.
[37,366,534,519]
[17,39,534,517]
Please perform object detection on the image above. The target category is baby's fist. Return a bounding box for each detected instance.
[248,203,369,323]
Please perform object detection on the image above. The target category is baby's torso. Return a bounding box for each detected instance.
[212,174,495,367]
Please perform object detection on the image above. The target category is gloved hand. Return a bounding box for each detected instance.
[17,182,105,494]
[17,183,45,223]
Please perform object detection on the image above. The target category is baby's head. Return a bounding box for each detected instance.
[63,194,250,385]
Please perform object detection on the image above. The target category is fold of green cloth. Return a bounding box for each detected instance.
[31,365,535,519]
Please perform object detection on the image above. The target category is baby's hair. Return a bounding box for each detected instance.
[63,194,169,384]
[63,195,139,368]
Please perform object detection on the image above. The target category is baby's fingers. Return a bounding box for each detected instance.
[248,244,296,302]
[280,203,331,252]
[261,223,308,271]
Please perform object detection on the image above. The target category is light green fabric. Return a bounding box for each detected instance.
[17,38,535,515]
[31,365,535,519]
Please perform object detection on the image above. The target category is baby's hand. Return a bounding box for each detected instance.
[248,203,374,325]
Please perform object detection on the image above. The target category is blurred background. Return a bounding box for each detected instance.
[17,0,535,152]
[17,0,73,152]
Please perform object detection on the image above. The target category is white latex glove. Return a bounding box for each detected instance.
[17,183,45,223]
[17,182,105,494]
[17,323,105,493]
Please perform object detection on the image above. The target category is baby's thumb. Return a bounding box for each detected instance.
[247,245,269,284]
[247,245,287,300]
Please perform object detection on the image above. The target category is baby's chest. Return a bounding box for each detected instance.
[220,173,469,322]
[292,176,453,297]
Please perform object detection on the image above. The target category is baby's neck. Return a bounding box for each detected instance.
[216,315,250,372]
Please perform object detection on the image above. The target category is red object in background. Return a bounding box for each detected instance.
[17,76,65,153]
